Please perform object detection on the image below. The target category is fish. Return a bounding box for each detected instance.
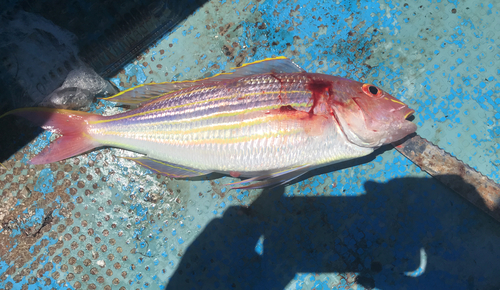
[1,57,417,189]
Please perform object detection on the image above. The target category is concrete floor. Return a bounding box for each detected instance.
[1,0,500,289]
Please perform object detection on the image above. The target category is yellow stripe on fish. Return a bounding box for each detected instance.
[91,90,312,125]
[90,100,313,138]
[116,128,303,146]
[387,98,406,106]
[95,110,308,138]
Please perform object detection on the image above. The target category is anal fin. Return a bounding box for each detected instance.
[225,165,311,190]
[121,157,211,178]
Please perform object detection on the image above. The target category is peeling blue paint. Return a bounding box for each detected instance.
[27,131,52,156]
[34,168,54,194]
[1,0,500,290]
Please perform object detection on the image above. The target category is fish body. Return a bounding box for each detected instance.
[2,57,416,187]
[93,73,373,174]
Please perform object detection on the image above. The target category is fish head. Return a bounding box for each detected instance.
[331,80,417,148]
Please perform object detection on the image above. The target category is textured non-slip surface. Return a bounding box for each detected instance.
[1,0,499,289]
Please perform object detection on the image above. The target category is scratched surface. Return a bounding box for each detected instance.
[1,0,500,289]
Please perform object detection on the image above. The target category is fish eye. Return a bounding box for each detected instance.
[362,84,382,97]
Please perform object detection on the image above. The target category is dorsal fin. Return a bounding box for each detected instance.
[101,57,305,106]
[214,56,305,79]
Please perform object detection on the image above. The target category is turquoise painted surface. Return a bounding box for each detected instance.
[0,0,499,289]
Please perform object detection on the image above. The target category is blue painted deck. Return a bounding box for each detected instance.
[1,0,499,289]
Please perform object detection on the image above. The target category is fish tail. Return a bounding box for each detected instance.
[1,108,103,164]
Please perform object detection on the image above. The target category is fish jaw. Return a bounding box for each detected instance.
[333,99,416,148]
[353,94,417,146]
[385,106,417,143]
[381,114,417,144]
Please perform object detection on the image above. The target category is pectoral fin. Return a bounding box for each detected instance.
[121,157,210,178]
[226,165,311,190]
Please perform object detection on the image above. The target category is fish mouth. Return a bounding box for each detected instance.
[404,108,415,120]
[396,104,415,121]
[401,107,418,136]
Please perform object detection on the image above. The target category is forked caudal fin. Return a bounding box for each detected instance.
[0,108,103,164]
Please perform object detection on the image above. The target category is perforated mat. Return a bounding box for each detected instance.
[1,0,499,289]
